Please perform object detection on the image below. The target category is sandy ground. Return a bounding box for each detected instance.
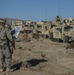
[0,38,74,75]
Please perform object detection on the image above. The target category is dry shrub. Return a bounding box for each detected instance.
[41,53,46,58]
[32,33,39,39]
[22,33,31,42]
[66,41,74,49]
[19,46,23,49]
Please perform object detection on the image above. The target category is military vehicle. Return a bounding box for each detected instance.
[23,24,34,34]
[51,24,74,43]
[20,21,35,34]
[64,18,74,25]
[34,20,61,38]
[34,22,51,38]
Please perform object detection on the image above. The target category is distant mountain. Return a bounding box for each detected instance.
[4,18,24,25]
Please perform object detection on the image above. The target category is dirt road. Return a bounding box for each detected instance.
[1,39,74,75]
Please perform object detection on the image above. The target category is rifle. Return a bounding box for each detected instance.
[6,33,16,54]
[12,38,16,49]
[4,25,16,54]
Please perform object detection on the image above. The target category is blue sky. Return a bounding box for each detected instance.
[0,0,74,21]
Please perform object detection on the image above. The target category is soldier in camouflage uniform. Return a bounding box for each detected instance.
[0,19,14,72]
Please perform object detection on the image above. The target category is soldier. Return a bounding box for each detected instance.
[56,16,61,23]
[0,19,15,72]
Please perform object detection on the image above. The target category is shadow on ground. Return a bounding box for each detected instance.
[24,59,48,67]
[11,59,48,71]
[11,62,22,71]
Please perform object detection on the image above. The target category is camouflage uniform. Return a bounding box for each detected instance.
[0,19,13,72]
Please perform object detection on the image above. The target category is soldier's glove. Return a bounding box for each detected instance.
[12,42,16,49]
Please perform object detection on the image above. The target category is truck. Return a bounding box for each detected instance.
[34,23,52,38]
[51,24,74,43]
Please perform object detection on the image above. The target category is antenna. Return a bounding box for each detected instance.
[58,0,62,17]
[44,8,47,25]
[58,0,61,17]
[45,8,46,21]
